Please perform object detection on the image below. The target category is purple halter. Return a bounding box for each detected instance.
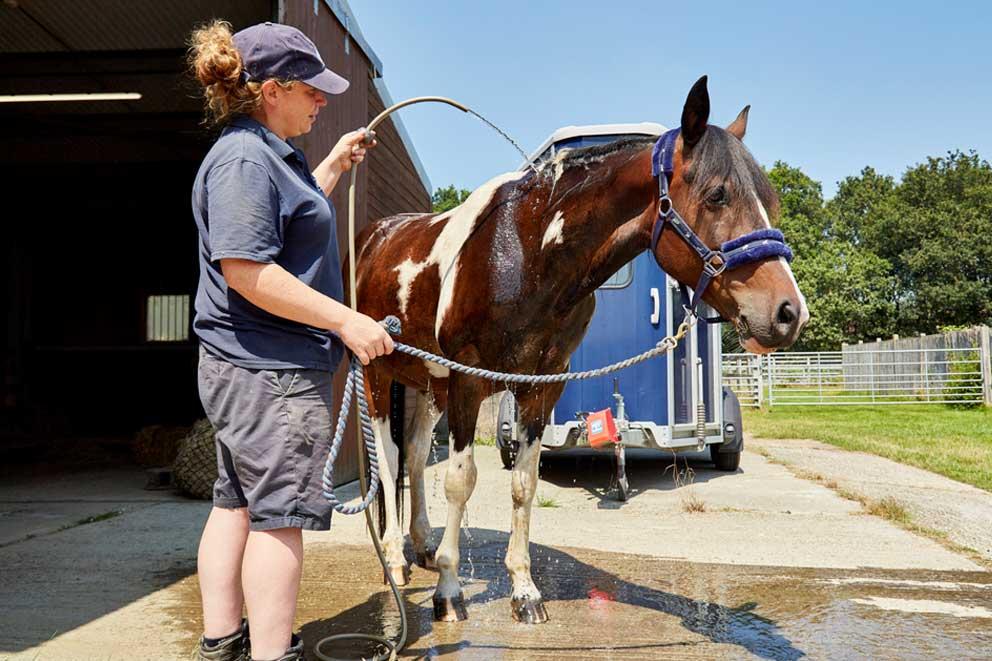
[650,128,794,317]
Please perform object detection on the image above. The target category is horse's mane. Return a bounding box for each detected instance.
[542,135,656,175]
[535,128,776,209]
[684,126,776,205]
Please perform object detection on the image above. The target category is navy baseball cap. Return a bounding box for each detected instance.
[233,22,349,95]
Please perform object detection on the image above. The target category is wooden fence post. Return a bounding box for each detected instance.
[980,325,992,407]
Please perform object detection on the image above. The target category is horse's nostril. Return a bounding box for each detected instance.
[777,300,797,326]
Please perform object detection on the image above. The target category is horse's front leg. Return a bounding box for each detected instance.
[432,372,484,621]
[505,421,550,623]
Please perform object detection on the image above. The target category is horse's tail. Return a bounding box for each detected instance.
[376,380,406,541]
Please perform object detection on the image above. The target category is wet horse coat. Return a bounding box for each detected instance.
[352,77,808,622]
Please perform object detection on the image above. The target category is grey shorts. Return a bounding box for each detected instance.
[197,346,334,531]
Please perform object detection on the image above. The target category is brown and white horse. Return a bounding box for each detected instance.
[352,76,808,623]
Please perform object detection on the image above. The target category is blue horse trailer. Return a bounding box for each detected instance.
[497,124,744,500]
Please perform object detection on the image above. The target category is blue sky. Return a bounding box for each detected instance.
[348,1,990,199]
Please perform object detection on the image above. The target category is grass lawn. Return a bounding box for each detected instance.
[742,405,992,492]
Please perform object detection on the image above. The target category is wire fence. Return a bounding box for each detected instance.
[723,327,992,408]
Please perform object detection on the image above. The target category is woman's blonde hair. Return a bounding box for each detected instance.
[187,20,294,125]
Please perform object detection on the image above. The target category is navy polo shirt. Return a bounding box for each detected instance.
[191,116,344,371]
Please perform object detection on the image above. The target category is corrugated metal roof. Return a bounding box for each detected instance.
[0,75,203,115]
[0,0,430,193]
[0,2,66,52]
[0,51,205,115]
[0,0,270,53]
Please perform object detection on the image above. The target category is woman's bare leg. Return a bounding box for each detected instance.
[197,506,249,638]
[242,527,304,660]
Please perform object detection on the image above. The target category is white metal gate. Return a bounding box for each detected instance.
[722,353,762,408]
[722,327,991,407]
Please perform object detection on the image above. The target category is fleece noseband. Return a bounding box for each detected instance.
[650,128,793,318]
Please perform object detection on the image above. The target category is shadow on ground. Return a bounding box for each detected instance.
[537,447,732,507]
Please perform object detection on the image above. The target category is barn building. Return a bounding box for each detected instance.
[0,0,431,480]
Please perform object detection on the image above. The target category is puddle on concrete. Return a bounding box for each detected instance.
[170,533,992,660]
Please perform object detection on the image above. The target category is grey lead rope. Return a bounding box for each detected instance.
[320,354,382,514]
[393,337,680,384]
[321,314,694,513]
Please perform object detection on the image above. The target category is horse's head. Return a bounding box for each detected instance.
[653,76,808,353]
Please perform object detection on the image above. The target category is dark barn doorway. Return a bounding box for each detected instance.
[1,2,273,447]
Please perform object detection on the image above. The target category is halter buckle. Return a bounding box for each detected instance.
[703,251,727,277]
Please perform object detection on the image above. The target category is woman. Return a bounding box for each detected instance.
[187,20,392,661]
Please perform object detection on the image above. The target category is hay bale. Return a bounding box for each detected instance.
[132,424,188,467]
[173,419,218,500]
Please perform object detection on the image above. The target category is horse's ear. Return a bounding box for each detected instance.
[681,75,710,149]
[727,105,750,140]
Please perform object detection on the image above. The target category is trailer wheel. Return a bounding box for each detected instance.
[711,386,744,472]
[710,445,741,471]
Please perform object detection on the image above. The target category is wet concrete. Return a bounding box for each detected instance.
[165,540,992,660]
[3,445,991,660]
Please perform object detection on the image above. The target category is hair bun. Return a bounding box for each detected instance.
[189,20,242,88]
[189,20,264,125]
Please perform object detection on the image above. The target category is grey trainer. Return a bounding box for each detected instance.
[250,633,303,661]
[195,619,249,661]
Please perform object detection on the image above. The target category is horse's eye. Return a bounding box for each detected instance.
[707,186,729,206]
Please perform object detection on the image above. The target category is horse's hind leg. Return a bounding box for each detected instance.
[432,372,484,621]
[368,376,409,585]
[505,420,550,624]
[406,388,441,569]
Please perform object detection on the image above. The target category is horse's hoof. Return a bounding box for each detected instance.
[415,548,438,570]
[432,593,468,622]
[382,564,410,587]
[511,597,549,624]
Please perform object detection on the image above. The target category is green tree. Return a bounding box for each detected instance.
[767,161,828,255]
[789,243,897,350]
[872,151,992,334]
[764,153,992,350]
[431,185,471,213]
[827,166,898,247]
[767,162,898,350]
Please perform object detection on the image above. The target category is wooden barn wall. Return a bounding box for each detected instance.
[283,0,430,483]
[281,0,370,237]
[366,85,431,221]
[282,0,368,485]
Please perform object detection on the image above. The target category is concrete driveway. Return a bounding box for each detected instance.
[1,441,990,660]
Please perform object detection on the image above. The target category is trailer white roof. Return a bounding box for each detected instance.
[523,122,668,166]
